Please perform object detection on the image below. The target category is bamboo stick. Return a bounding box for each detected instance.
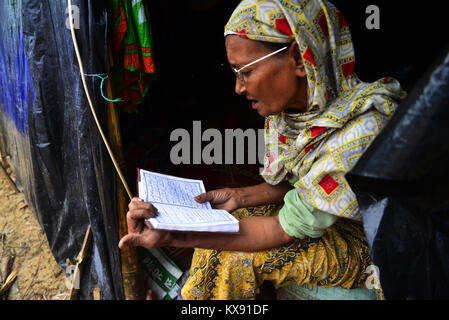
[105,62,143,300]
[67,0,133,200]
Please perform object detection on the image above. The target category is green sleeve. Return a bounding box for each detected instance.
[279,188,338,239]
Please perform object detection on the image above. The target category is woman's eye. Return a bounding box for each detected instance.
[242,70,251,78]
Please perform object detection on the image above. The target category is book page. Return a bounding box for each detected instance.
[139,169,211,210]
[150,203,236,225]
[138,169,239,232]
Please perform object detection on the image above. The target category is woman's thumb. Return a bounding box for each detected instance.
[194,192,210,203]
[118,234,141,249]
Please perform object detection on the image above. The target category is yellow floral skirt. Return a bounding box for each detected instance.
[181,204,373,300]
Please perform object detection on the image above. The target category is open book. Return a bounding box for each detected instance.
[138,168,239,233]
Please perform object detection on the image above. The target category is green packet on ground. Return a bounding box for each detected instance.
[138,247,183,300]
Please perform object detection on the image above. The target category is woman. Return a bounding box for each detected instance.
[119,0,406,300]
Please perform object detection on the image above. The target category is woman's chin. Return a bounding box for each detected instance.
[257,108,279,117]
[256,109,269,117]
[252,102,280,117]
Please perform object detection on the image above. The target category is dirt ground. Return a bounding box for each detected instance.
[0,159,68,300]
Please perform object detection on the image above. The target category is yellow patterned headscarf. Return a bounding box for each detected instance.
[225,0,406,220]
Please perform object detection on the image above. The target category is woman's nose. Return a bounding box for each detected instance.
[235,78,246,96]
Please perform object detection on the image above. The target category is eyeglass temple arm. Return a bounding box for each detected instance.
[237,46,288,72]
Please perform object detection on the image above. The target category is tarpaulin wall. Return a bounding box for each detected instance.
[347,47,449,299]
[0,0,123,299]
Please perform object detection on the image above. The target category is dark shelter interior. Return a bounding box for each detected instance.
[120,0,447,193]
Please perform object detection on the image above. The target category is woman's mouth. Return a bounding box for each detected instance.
[251,100,259,109]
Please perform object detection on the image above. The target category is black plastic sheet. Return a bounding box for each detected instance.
[0,0,123,299]
[347,47,449,299]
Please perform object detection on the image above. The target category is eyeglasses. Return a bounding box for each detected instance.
[231,46,288,82]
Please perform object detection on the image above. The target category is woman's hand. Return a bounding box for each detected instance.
[195,182,293,213]
[118,197,172,249]
[194,188,240,212]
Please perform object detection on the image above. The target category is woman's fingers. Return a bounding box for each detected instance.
[128,208,157,219]
[120,198,167,249]
[126,209,157,233]
[126,199,158,233]
[129,198,156,212]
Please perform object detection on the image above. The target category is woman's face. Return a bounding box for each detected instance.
[225,35,308,117]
